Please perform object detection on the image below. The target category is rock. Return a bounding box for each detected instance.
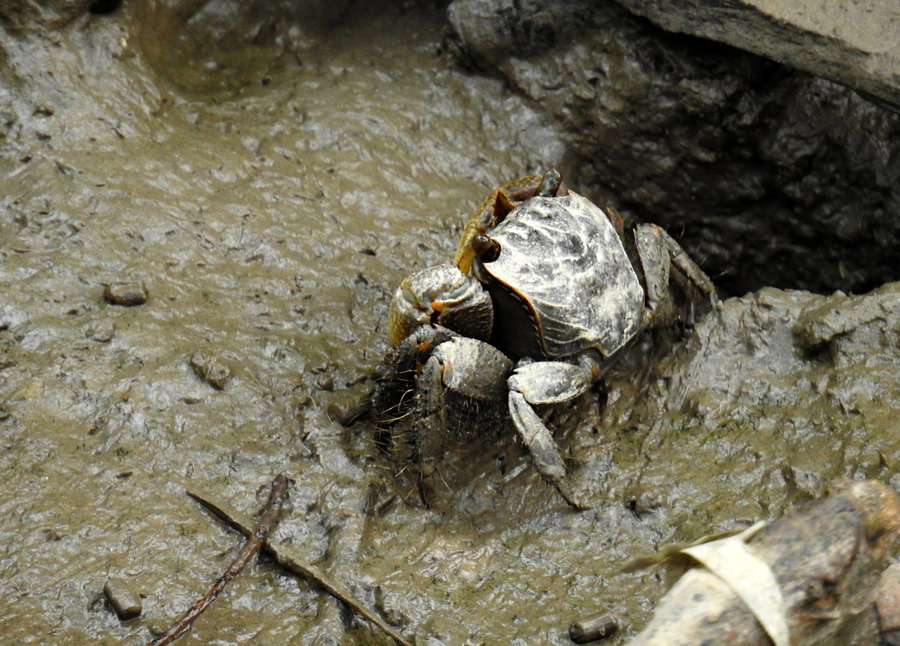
[103,577,142,620]
[793,286,900,353]
[446,0,900,296]
[447,0,594,67]
[189,351,232,390]
[612,0,900,111]
[625,282,900,446]
[575,279,900,530]
[103,282,148,307]
[84,319,115,343]
[569,610,621,643]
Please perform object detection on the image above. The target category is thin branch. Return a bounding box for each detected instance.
[148,474,289,646]
[185,483,414,646]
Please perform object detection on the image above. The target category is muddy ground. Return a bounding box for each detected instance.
[1,1,898,644]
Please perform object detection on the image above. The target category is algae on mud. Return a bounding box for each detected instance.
[1,1,899,645]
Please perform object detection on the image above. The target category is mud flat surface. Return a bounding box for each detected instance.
[1,1,898,644]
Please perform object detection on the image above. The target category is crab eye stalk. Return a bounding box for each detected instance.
[388,264,493,346]
[537,168,562,197]
[472,235,501,263]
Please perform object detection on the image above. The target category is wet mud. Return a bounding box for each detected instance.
[0,1,898,644]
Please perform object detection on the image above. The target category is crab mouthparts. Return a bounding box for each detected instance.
[429,299,448,325]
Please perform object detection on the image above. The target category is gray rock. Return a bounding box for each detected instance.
[606,281,900,499]
[189,351,232,390]
[447,0,900,296]
[612,0,900,111]
[84,319,115,343]
[103,577,142,620]
[447,0,593,66]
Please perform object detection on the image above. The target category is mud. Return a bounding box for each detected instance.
[0,1,898,645]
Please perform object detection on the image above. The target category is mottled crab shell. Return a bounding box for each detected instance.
[475,192,644,359]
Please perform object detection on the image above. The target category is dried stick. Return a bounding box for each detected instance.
[148,474,289,646]
[185,483,413,646]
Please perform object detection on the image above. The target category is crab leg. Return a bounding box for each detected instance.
[507,360,594,510]
[508,392,589,510]
[635,223,716,326]
[634,224,672,318]
[418,335,513,408]
[660,228,716,297]
[636,224,715,299]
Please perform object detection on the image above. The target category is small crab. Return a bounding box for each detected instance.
[380,170,715,509]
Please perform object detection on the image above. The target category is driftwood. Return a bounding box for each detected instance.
[185,482,414,646]
[623,480,900,646]
[149,474,289,646]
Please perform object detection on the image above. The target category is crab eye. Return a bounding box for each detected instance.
[472,235,501,263]
[536,168,562,197]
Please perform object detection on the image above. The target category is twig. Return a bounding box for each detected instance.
[185,483,414,646]
[148,474,289,646]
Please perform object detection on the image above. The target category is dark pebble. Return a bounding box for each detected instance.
[569,611,620,643]
[103,282,148,306]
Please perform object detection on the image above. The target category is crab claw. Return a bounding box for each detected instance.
[388,264,494,346]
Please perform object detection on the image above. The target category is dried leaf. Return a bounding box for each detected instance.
[680,522,789,646]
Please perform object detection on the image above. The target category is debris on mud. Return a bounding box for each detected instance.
[189,351,232,390]
[625,480,900,646]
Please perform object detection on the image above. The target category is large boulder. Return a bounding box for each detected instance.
[613,0,900,111]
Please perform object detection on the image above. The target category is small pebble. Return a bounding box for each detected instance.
[104,577,142,620]
[569,611,620,643]
[85,319,116,342]
[189,351,232,389]
[103,282,148,306]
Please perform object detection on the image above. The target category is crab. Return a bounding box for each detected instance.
[380,169,715,510]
